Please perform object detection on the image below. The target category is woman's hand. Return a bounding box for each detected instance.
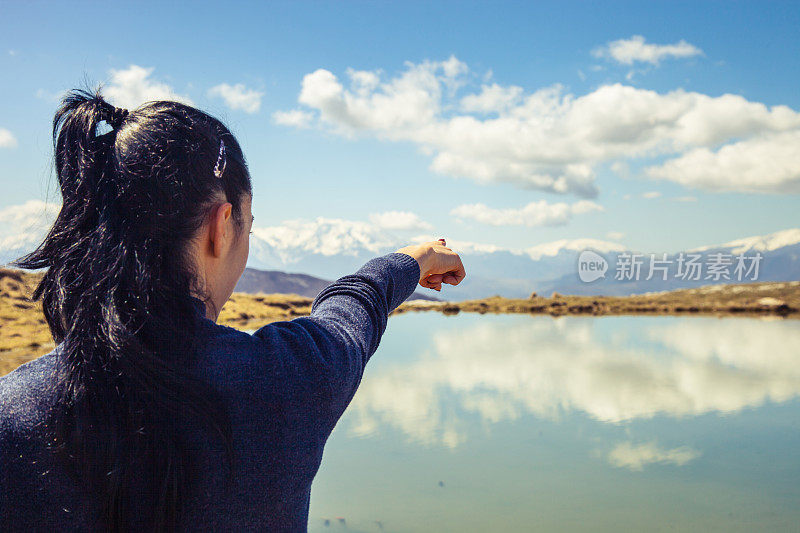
[395,238,466,292]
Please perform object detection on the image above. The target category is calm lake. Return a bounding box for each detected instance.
[305,312,800,532]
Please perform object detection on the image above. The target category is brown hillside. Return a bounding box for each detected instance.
[2,267,798,376]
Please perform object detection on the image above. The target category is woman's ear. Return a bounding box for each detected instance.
[209,202,233,258]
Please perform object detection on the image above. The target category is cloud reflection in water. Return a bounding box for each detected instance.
[346,317,800,448]
[606,441,701,471]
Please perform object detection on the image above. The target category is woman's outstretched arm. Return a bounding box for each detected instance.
[309,252,420,357]
[305,240,465,377]
[252,241,464,421]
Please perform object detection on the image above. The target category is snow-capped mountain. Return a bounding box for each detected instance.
[2,199,797,300]
[690,228,800,254]
[241,219,630,299]
[251,223,800,300]
[244,227,800,300]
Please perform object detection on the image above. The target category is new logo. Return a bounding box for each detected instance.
[578,250,608,283]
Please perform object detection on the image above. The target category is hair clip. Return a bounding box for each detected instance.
[213,139,227,178]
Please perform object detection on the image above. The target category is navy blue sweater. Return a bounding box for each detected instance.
[0,252,421,531]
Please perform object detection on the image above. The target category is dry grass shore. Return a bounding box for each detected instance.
[2,267,798,376]
[394,281,800,318]
[0,269,315,376]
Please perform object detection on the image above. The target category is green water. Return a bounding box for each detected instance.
[306,313,800,532]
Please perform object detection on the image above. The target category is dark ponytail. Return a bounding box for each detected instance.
[12,86,252,531]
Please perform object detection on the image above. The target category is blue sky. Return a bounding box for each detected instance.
[1,0,799,261]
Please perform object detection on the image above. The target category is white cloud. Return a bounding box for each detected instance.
[641,191,661,199]
[606,442,700,471]
[607,231,625,240]
[673,196,698,202]
[277,57,800,196]
[524,238,625,260]
[593,35,703,65]
[34,88,64,103]
[0,199,60,263]
[0,128,17,148]
[0,199,59,225]
[208,83,263,114]
[368,211,432,231]
[407,234,506,255]
[460,83,523,114]
[450,199,602,227]
[272,109,315,128]
[346,68,382,95]
[647,130,800,193]
[105,65,193,109]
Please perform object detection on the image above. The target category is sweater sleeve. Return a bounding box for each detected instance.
[252,252,420,419]
[308,252,420,356]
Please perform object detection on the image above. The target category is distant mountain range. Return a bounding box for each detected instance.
[2,215,798,301]
[242,227,800,300]
[535,228,800,296]
[234,267,439,301]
